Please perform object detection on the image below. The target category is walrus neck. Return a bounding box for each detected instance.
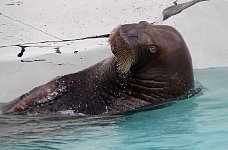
[94,56,134,99]
[100,58,175,102]
[100,58,167,103]
[126,71,193,105]
[102,56,130,88]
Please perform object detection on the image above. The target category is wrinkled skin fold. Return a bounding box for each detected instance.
[3,21,201,115]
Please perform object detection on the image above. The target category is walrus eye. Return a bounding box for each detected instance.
[149,45,157,54]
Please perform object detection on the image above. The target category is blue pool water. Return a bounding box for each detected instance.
[0,67,228,150]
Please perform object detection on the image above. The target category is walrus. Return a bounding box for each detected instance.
[3,21,201,115]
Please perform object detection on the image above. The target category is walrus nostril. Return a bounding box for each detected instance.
[127,29,138,38]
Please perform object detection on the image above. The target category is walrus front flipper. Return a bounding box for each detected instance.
[4,77,68,114]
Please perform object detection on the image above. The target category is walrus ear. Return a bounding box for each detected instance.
[149,45,157,54]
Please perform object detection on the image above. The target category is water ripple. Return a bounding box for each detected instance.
[1,67,228,150]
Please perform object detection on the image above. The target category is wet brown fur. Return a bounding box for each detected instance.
[4,21,199,115]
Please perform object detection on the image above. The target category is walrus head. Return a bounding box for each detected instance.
[109,21,193,84]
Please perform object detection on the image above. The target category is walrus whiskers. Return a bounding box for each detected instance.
[109,27,135,74]
[115,45,134,74]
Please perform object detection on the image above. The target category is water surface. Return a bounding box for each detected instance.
[0,67,228,150]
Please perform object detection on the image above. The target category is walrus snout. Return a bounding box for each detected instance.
[108,21,157,74]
